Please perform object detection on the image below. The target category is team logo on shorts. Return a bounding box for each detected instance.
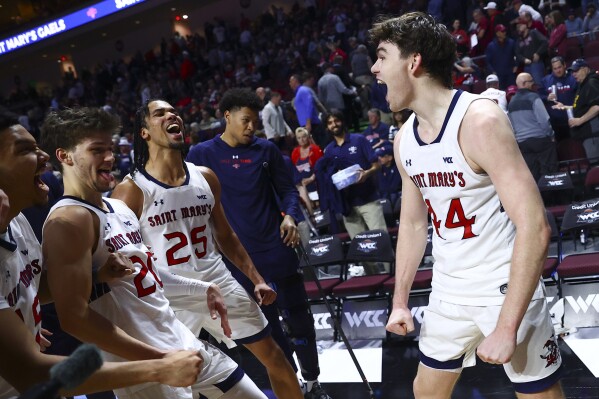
[311,243,330,257]
[499,284,508,294]
[540,335,560,367]
[357,239,377,253]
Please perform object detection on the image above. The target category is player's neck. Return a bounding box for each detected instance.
[410,84,455,140]
[144,150,186,186]
[62,180,105,209]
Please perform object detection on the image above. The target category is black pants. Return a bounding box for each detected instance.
[518,137,559,182]
[224,245,321,381]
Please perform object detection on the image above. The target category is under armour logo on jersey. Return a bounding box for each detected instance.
[443,157,453,164]
[21,249,28,255]
[105,222,111,230]
[405,159,412,167]
[197,195,207,200]
[124,221,132,226]
[232,155,239,159]
[154,199,164,206]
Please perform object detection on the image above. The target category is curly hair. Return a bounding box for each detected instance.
[219,88,263,113]
[41,107,121,168]
[369,12,457,89]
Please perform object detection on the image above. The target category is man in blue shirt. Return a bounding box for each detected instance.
[541,56,577,141]
[321,110,387,274]
[375,143,401,206]
[290,73,326,148]
[187,88,331,399]
[362,108,390,148]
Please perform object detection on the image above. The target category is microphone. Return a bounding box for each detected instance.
[18,344,103,399]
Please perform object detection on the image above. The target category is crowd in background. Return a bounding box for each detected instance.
[3,0,599,209]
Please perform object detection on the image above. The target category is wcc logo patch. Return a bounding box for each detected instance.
[540,336,560,368]
[576,208,599,224]
[311,243,330,257]
[357,239,377,253]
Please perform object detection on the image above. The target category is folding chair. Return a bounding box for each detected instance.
[556,200,599,328]
[538,171,575,221]
[332,229,394,298]
[584,166,599,198]
[300,234,345,301]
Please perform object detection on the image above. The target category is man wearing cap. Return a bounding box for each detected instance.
[484,2,507,33]
[542,56,577,141]
[485,24,517,89]
[555,59,599,152]
[512,0,543,22]
[508,73,558,181]
[515,18,549,86]
[375,143,401,206]
[480,74,509,113]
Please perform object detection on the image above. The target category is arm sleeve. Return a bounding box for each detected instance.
[159,270,212,297]
[262,105,276,138]
[533,98,553,135]
[269,148,303,222]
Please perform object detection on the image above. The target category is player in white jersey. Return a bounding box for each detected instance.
[370,12,564,399]
[111,99,304,399]
[40,107,267,399]
[0,111,203,399]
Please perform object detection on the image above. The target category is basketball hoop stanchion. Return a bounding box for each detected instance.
[296,242,375,399]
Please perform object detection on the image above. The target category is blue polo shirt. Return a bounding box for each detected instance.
[363,121,390,146]
[294,85,320,126]
[323,133,379,207]
[186,135,303,254]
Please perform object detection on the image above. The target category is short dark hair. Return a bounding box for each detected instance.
[41,107,121,168]
[0,108,19,133]
[219,88,263,114]
[369,12,456,89]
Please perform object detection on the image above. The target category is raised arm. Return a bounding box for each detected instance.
[42,206,164,361]
[461,99,550,364]
[201,166,276,306]
[386,125,430,336]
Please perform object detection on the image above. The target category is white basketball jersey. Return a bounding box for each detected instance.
[399,90,543,305]
[125,163,236,298]
[47,197,207,399]
[0,214,43,399]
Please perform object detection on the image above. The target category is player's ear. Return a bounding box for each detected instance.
[224,110,231,123]
[140,127,150,140]
[56,148,72,166]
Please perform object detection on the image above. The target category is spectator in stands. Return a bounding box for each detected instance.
[453,56,481,88]
[485,24,517,89]
[262,91,293,150]
[508,73,558,181]
[198,109,216,131]
[583,4,599,35]
[480,74,508,113]
[451,19,470,57]
[512,0,543,22]
[351,44,374,87]
[541,56,577,141]
[363,108,389,148]
[515,19,549,86]
[506,84,519,103]
[547,11,567,55]
[291,127,323,215]
[375,143,401,206]
[290,73,325,147]
[317,63,356,120]
[388,110,412,142]
[554,59,599,157]
[484,2,507,34]
[116,137,133,179]
[565,9,584,37]
[538,0,567,13]
[369,81,393,125]
[520,11,548,36]
[321,110,387,274]
[471,8,494,55]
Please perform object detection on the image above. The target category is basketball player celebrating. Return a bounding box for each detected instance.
[0,110,203,398]
[41,107,267,399]
[370,13,564,399]
[111,99,304,399]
